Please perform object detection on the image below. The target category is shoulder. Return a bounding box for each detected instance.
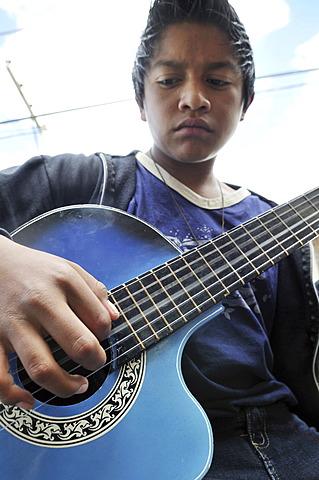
[0,151,138,231]
[101,151,138,209]
[45,150,139,209]
[227,182,277,208]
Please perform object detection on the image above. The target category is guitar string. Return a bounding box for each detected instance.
[2,220,318,426]
[1,195,318,426]
[8,192,319,378]
[107,189,319,315]
[8,193,319,385]
[8,192,319,379]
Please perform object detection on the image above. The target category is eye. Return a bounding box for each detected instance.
[207,78,230,88]
[156,78,181,87]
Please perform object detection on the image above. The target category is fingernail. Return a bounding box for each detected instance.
[15,401,34,410]
[75,382,88,395]
[107,300,119,316]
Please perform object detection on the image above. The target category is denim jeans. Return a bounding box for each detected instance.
[204,403,319,479]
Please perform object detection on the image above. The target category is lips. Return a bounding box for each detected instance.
[175,118,213,133]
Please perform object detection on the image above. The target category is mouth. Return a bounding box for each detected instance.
[175,118,213,134]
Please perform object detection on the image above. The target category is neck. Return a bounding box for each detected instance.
[148,148,233,198]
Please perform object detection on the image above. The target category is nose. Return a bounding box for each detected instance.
[178,80,211,112]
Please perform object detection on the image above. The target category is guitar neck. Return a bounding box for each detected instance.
[109,187,319,367]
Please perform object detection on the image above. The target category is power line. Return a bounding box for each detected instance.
[0,129,35,141]
[0,67,318,128]
[257,67,319,79]
[0,130,36,141]
[0,98,133,126]
[0,29,23,37]
[0,78,314,142]
[257,82,309,94]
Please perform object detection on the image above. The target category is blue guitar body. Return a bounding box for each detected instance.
[0,206,223,480]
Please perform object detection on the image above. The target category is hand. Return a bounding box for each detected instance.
[0,236,119,409]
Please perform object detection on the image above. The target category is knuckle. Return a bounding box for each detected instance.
[28,360,54,385]
[53,264,76,289]
[72,335,99,363]
[95,281,108,299]
[20,287,47,311]
[94,311,112,339]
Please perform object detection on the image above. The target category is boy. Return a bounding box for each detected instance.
[0,1,318,478]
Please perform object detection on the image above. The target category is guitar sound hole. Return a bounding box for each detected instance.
[17,338,110,406]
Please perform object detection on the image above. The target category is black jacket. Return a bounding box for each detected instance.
[1,151,319,427]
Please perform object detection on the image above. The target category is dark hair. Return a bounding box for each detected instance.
[132,0,255,112]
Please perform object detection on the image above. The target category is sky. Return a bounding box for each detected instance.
[0,0,318,203]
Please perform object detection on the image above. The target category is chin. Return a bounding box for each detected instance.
[172,142,219,164]
[173,150,216,164]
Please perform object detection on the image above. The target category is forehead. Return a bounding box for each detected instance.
[149,22,240,73]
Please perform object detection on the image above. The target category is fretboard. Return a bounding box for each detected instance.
[109,187,319,367]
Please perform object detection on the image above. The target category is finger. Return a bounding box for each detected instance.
[71,262,119,316]
[94,281,120,318]
[42,300,108,371]
[9,326,89,400]
[0,345,34,409]
[9,291,107,373]
[64,264,119,340]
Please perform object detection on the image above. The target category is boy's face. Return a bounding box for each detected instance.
[140,22,247,169]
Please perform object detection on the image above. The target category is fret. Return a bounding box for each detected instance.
[137,278,174,333]
[123,285,160,342]
[210,237,244,288]
[123,275,173,342]
[194,242,243,297]
[108,290,145,366]
[165,262,202,313]
[241,224,275,267]
[180,252,219,302]
[300,190,319,215]
[288,202,318,238]
[151,268,189,326]
[255,215,290,257]
[271,208,304,247]
[292,192,319,237]
[165,255,217,308]
[264,207,315,254]
[112,286,146,348]
[204,231,263,289]
[210,215,286,282]
[205,234,257,288]
[243,216,278,255]
[289,194,318,221]
[272,201,315,244]
[111,301,144,349]
[225,230,261,276]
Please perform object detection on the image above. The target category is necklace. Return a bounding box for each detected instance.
[151,154,225,247]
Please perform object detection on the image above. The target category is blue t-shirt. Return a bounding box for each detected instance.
[127,155,296,417]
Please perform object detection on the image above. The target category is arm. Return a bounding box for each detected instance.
[0,153,106,233]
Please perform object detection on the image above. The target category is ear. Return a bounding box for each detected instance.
[241,92,255,121]
[136,96,147,122]
[140,107,147,122]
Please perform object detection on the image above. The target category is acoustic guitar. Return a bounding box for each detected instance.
[0,187,318,479]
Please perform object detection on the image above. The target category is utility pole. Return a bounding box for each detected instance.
[5,60,45,135]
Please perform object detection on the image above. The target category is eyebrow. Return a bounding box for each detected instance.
[152,60,240,74]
